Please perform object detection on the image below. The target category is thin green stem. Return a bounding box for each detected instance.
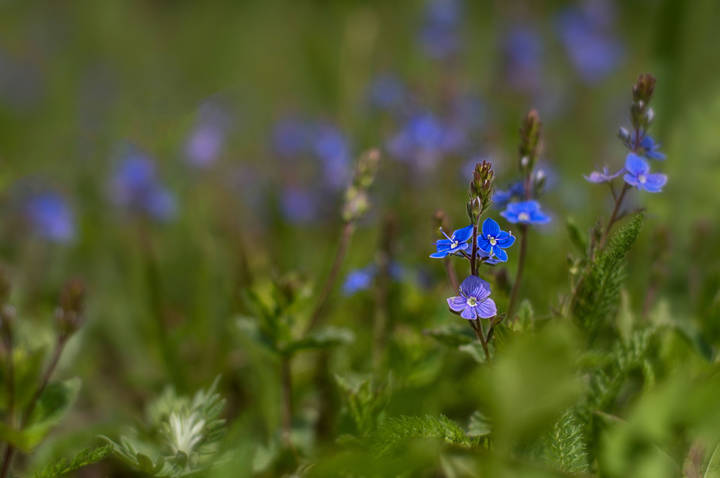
[506,225,528,322]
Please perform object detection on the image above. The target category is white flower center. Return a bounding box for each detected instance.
[451,241,458,249]
[638,174,647,184]
[518,212,530,222]
[488,235,497,246]
[466,297,477,307]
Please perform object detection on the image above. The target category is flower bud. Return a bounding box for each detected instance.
[617,127,630,142]
[56,278,86,337]
[632,73,656,104]
[519,110,542,172]
[645,107,654,123]
[468,160,494,220]
[342,149,380,223]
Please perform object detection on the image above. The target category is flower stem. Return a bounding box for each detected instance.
[305,221,354,335]
[599,183,630,249]
[469,320,490,361]
[280,356,293,446]
[506,225,528,322]
[0,335,69,478]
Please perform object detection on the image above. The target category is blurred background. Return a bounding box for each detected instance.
[1,0,720,475]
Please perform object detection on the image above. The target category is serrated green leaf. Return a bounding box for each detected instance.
[33,445,111,478]
[424,324,475,347]
[283,326,354,355]
[467,411,491,438]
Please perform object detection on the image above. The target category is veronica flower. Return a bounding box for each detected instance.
[272,117,311,158]
[418,0,462,60]
[312,124,351,189]
[502,26,543,93]
[492,181,525,208]
[477,218,515,262]
[387,112,466,170]
[556,2,622,83]
[584,166,623,184]
[447,275,497,320]
[623,153,667,193]
[639,135,666,160]
[501,200,551,225]
[343,266,376,296]
[430,225,473,258]
[110,147,177,222]
[184,102,230,167]
[367,73,406,112]
[25,192,75,242]
[281,186,317,224]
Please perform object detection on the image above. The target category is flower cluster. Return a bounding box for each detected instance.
[429,160,515,337]
[585,73,667,194]
[494,110,552,226]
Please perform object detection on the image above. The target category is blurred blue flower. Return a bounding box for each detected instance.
[477,218,515,262]
[501,200,551,225]
[281,187,317,224]
[272,117,311,158]
[430,224,473,258]
[584,166,622,184]
[623,153,666,193]
[502,26,543,93]
[24,192,75,243]
[367,74,406,112]
[343,266,375,296]
[447,275,497,320]
[387,112,465,169]
[418,0,463,60]
[184,102,231,167]
[312,124,351,189]
[492,181,525,208]
[110,146,177,221]
[556,1,623,83]
[639,135,666,161]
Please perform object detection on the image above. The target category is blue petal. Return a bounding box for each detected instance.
[500,209,518,223]
[460,306,477,320]
[496,231,515,248]
[453,225,474,243]
[436,239,452,249]
[530,209,551,224]
[625,153,649,176]
[493,248,508,262]
[642,173,667,193]
[460,275,491,300]
[430,250,449,258]
[477,236,492,253]
[481,217,500,237]
[447,296,467,313]
[623,173,640,188]
[475,298,497,319]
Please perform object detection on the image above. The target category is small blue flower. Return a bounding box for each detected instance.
[501,200,551,225]
[639,135,666,161]
[367,74,406,112]
[110,146,177,222]
[184,101,230,167]
[584,166,623,184]
[281,187,317,224]
[447,275,497,320]
[623,153,667,193]
[311,124,351,189]
[492,181,525,208]
[272,117,311,158]
[430,225,473,258]
[418,0,462,60]
[502,26,543,93]
[476,218,515,262]
[25,192,75,243]
[343,266,376,295]
[387,112,465,169]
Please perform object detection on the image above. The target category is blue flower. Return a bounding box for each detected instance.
[430,225,473,258]
[639,135,666,161]
[387,112,465,169]
[492,181,525,208]
[343,266,376,295]
[584,166,623,183]
[502,26,543,93]
[367,74,405,112]
[447,275,497,320]
[311,124,351,189]
[110,146,177,221]
[477,218,515,262]
[25,192,75,243]
[556,4,622,83]
[623,153,667,193]
[184,101,230,167]
[501,200,551,225]
[418,0,462,60]
[281,187,317,224]
[272,117,311,158]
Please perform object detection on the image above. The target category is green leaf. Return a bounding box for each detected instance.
[283,326,354,355]
[467,411,491,438]
[33,445,111,478]
[566,217,588,257]
[0,378,81,452]
[424,324,474,347]
[458,342,490,363]
[371,414,475,456]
